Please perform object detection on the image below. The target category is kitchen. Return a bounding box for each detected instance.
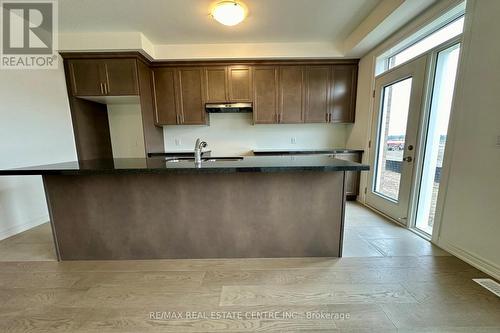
[2,53,368,260]
[1,0,499,331]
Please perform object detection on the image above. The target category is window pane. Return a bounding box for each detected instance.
[374,77,412,201]
[415,44,460,234]
[390,17,464,69]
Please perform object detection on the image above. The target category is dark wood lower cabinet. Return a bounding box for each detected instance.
[334,152,362,199]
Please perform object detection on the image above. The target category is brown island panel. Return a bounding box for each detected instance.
[43,171,345,260]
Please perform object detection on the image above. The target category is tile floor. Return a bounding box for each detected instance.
[343,202,450,257]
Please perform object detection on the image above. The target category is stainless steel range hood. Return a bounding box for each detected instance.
[205,102,252,113]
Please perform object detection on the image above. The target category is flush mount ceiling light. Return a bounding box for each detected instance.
[211,1,247,26]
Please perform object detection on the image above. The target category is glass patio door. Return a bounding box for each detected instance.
[366,56,428,224]
[414,43,460,234]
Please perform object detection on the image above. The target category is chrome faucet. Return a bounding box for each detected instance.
[194,138,207,165]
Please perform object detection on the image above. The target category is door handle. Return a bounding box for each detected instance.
[403,156,413,162]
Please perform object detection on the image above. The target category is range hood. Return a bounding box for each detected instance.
[205,102,252,113]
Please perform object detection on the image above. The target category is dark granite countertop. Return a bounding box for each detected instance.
[0,155,369,176]
[252,149,364,155]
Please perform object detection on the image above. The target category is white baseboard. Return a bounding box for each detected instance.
[0,215,49,241]
[437,238,500,281]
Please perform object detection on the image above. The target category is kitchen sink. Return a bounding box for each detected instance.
[165,157,243,163]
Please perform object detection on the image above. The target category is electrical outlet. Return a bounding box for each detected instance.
[175,138,181,146]
[291,137,297,144]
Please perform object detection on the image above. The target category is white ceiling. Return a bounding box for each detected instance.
[59,0,381,44]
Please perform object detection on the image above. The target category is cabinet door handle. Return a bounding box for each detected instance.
[176,114,179,124]
[325,113,328,122]
[104,83,108,95]
[100,83,104,95]
[329,113,332,123]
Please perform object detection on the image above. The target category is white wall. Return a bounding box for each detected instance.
[0,55,77,240]
[107,104,146,158]
[435,0,500,278]
[164,113,348,155]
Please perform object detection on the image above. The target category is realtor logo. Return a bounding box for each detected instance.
[1,0,58,69]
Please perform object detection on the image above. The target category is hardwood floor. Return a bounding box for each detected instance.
[0,202,499,332]
[0,223,56,261]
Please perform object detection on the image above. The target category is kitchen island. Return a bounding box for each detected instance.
[0,155,368,260]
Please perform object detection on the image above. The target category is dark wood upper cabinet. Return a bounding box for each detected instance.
[227,66,252,102]
[153,67,207,125]
[204,67,228,102]
[304,66,330,123]
[68,58,138,96]
[278,66,304,123]
[152,67,179,125]
[68,59,106,96]
[176,67,207,125]
[104,59,139,95]
[204,65,251,103]
[65,54,358,127]
[330,65,357,123]
[253,66,279,124]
